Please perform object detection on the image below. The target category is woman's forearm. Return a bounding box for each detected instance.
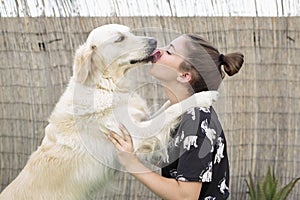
[126,158,202,200]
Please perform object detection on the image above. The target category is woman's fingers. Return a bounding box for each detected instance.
[109,130,123,143]
[119,124,132,143]
[107,131,123,149]
[107,132,119,144]
[108,124,134,153]
[107,129,128,148]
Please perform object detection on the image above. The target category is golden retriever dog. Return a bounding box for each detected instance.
[0,24,217,200]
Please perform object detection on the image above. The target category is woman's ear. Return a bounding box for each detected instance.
[176,72,192,83]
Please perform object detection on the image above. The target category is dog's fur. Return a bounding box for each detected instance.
[0,24,217,200]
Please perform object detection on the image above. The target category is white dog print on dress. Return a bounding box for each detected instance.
[176,174,188,182]
[174,130,185,147]
[169,169,177,178]
[218,177,229,194]
[201,119,216,152]
[199,107,210,113]
[199,161,212,182]
[214,137,224,164]
[186,107,196,120]
[183,135,198,151]
[204,196,216,200]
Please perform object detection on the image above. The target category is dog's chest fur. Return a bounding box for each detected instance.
[46,77,149,166]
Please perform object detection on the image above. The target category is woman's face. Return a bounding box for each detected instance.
[149,37,188,82]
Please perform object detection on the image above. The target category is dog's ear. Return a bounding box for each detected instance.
[73,44,105,86]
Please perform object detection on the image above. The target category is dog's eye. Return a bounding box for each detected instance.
[115,35,125,43]
[166,50,172,55]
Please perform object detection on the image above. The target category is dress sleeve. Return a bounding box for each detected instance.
[175,107,215,182]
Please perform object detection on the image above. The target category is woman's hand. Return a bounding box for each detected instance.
[108,124,140,172]
[108,126,202,200]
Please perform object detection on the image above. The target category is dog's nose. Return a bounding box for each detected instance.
[148,38,157,47]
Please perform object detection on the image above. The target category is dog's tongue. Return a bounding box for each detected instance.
[150,50,161,63]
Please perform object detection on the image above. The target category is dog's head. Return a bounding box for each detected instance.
[73,24,157,86]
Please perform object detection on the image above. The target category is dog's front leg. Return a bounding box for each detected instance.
[161,91,218,122]
[135,91,218,163]
[145,90,218,127]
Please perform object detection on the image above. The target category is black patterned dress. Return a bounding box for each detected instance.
[161,107,230,200]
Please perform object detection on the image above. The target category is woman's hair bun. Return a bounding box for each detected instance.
[222,52,244,76]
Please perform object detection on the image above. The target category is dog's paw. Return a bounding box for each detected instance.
[207,91,219,102]
[194,91,219,108]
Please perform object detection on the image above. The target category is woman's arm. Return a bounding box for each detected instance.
[108,124,202,200]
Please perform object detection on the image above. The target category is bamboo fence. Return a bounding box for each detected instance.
[0,17,299,199]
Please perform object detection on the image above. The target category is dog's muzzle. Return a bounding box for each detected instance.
[129,38,157,64]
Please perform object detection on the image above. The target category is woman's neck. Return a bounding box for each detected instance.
[162,82,193,105]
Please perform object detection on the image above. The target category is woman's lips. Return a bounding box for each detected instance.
[150,50,161,63]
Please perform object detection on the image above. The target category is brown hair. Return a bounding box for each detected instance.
[179,34,244,93]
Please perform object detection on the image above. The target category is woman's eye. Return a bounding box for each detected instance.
[166,50,172,55]
[115,35,125,43]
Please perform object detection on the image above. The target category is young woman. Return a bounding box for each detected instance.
[108,34,244,200]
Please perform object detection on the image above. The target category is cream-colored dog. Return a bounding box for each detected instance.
[0,24,217,200]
